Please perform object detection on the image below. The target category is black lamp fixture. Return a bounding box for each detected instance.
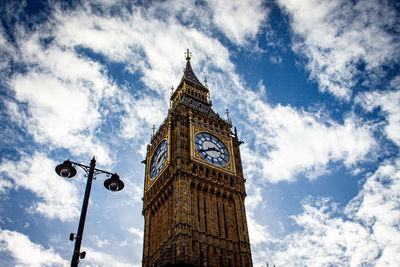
[55,160,76,178]
[104,173,124,191]
[55,157,124,267]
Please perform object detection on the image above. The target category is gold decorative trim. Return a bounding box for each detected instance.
[190,124,235,174]
[145,136,169,191]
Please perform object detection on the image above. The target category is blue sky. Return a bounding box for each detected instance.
[0,0,399,266]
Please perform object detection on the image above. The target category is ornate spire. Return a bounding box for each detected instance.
[171,49,209,105]
[181,49,207,90]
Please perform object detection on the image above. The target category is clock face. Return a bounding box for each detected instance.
[150,140,168,179]
[194,133,229,166]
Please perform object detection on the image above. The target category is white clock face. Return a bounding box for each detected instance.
[150,140,168,178]
[194,133,229,166]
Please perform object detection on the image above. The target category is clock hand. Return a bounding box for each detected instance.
[200,147,218,152]
[156,152,165,165]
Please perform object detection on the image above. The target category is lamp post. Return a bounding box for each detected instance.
[55,156,124,267]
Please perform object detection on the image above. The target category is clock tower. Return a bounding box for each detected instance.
[142,50,252,267]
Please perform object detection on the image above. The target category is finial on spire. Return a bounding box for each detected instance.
[152,124,156,135]
[185,48,192,61]
[226,108,231,123]
[204,78,208,88]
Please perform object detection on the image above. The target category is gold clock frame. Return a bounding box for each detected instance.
[145,137,170,191]
[190,124,236,174]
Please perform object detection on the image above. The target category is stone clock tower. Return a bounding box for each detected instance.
[142,50,252,267]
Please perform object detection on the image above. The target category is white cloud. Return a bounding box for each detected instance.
[124,179,145,207]
[247,215,270,246]
[272,199,377,266]
[89,235,110,248]
[55,6,139,63]
[246,183,264,213]
[120,95,167,140]
[245,180,273,257]
[55,5,234,96]
[0,153,80,221]
[264,159,400,266]
[128,226,144,242]
[83,247,140,267]
[278,0,400,99]
[0,229,68,267]
[0,178,12,193]
[0,229,138,266]
[356,88,400,147]
[5,25,123,163]
[44,2,236,145]
[10,73,112,162]
[19,33,116,98]
[269,55,282,64]
[240,90,375,182]
[206,0,267,45]
[345,160,400,266]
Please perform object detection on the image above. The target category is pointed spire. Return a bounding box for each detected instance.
[181,49,207,90]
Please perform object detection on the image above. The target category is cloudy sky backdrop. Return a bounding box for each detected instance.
[0,0,399,266]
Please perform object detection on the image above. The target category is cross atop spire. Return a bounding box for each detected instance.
[180,49,207,91]
[225,109,230,119]
[226,108,232,123]
[185,48,192,61]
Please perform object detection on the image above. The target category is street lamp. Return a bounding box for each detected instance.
[55,157,124,267]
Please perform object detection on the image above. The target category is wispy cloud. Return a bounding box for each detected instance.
[4,24,123,163]
[279,0,400,99]
[83,246,140,267]
[128,226,144,243]
[224,82,375,183]
[0,229,68,266]
[0,153,79,221]
[206,0,268,45]
[356,86,400,147]
[264,159,400,266]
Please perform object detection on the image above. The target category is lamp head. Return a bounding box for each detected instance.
[104,174,124,192]
[55,160,77,178]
